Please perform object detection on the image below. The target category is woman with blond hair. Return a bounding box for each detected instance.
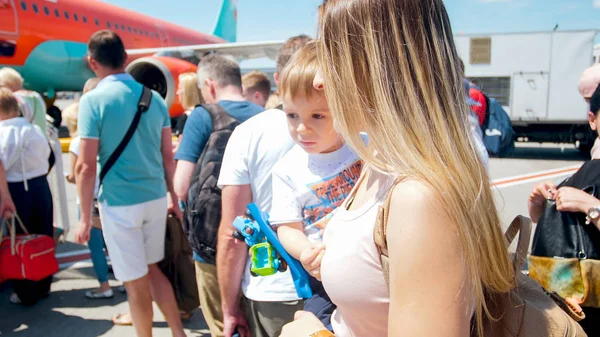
[281,0,514,336]
[174,72,203,139]
[0,68,47,135]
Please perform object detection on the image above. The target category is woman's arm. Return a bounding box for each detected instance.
[555,186,600,230]
[386,180,472,337]
[66,152,77,184]
[0,162,15,219]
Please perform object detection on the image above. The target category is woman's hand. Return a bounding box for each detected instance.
[529,181,557,205]
[555,187,599,214]
[66,173,76,184]
[528,181,557,222]
[300,243,326,281]
[279,311,327,337]
[0,191,16,219]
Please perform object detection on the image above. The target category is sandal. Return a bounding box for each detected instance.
[9,293,21,304]
[85,289,114,299]
[112,312,133,326]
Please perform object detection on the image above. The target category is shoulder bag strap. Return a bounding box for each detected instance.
[504,215,532,273]
[99,87,152,185]
[374,177,403,290]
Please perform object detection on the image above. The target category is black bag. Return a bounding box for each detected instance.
[183,104,239,264]
[529,160,600,308]
[158,215,199,313]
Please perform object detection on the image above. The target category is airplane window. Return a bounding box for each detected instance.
[0,41,16,57]
[120,24,125,30]
[64,11,69,19]
[134,28,137,34]
[94,18,99,26]
[107,21,111,28]
[43,6,49,15]
[20,1,26,11]
[74,13,78,22]
[54,9,59,18]
[114,24,119,31]
[128,27,131,33]
[32,3,38,13]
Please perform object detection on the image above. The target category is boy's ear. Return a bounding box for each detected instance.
[589,111,597,131]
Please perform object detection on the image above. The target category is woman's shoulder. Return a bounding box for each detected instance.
[385,177,456,243]
[385,176,436,208]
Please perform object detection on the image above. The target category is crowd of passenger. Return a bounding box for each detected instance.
[1,0,600,337]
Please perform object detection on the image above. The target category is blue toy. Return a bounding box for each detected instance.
[233,203,313,299]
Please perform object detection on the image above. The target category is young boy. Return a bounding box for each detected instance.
[270,41,363,328]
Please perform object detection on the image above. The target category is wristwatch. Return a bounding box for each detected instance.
[309,330,335,337]
[586,206,600,225]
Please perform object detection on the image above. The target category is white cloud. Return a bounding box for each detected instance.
[594,0,600,8]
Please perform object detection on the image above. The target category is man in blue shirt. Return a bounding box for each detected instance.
[173,54,263,337]
[74,30,185,337]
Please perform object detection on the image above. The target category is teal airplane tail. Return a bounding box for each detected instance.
[212,0,237,43]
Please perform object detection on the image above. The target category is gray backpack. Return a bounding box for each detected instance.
[183,104,239,264]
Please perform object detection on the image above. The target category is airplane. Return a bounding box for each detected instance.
[0,0,284,116]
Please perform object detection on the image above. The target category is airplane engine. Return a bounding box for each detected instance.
[126,56,197,118]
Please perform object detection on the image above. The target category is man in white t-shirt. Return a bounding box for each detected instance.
[217,109,302,337]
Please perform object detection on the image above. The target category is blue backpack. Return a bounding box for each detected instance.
[481,96,515,157]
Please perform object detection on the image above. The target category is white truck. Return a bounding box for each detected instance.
[455,30,598,152]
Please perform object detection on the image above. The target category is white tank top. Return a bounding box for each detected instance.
[321,173,396,337]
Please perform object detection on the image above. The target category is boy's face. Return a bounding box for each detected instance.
[283,93,342,154]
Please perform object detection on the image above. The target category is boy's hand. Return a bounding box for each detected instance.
[300,242,326,281]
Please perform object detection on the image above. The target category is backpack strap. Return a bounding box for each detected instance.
[99,87,152,185]
[197,104,238,132]
[373,177,403,289]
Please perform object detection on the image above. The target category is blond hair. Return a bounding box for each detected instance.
[0,87,19,116]
[0,68,24,91]
[83,77,100,93]
[178,72,203,111]
[265,92,282,110]
[277,35,313,75]
[279,41,319,102]
[318,0,514,333]
[62,103,79,137]
[242,71,271,98]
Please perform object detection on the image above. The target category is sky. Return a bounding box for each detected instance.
[103,0,600,68]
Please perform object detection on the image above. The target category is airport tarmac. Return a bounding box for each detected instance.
[0,143,590,337]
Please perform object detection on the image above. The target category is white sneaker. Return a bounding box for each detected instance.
[9,293,21,304]
[85,289,114,299]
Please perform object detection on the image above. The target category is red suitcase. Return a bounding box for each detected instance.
[0,215,58,281]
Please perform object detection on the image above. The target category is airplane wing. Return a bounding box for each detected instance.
[126,40,285,61]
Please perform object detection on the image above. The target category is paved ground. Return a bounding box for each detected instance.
[0,144,589,337]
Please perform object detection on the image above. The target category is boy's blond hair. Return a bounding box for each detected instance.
[242,71,271,98]
[0,68,24,91]
[0,87,19,117]
[278,41,319,102]
[62,103,79,137]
